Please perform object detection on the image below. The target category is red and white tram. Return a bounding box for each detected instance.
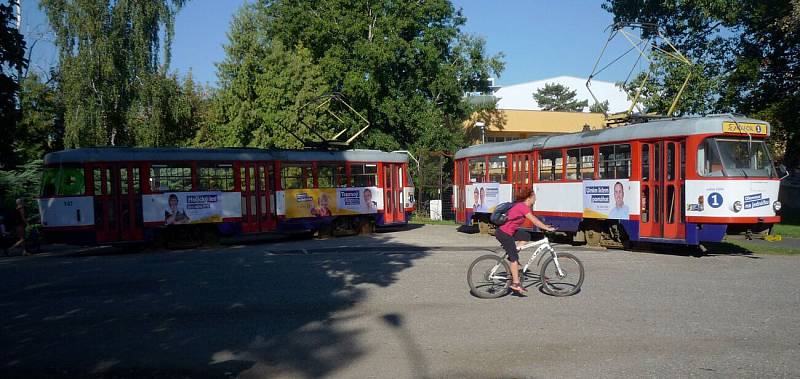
[454,115,784,247]
[38,148,415,245]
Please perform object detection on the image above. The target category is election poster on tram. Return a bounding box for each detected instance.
[143,192,224,225]
[283,187,383,218]
[582,180,634,220]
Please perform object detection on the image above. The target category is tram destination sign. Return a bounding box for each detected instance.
[722,121,768,136]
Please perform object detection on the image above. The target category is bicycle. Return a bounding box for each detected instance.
[467,237,584,298]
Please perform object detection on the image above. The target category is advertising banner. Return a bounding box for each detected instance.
[582,180,633,220]
[284,187,383,218]
[467,183,501,213]
[145,192,225,225]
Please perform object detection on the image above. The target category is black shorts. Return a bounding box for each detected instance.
[495,229,530,262]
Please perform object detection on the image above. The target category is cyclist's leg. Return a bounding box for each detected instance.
[512,229,531,250]
[496,229,524,290]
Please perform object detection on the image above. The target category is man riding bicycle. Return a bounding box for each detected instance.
[495,189,555,294]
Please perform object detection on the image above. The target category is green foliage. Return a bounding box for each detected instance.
[619,53,718,117]
[213,0,504,153]
[213,13,332,149]
[40,0,188,148]
[0,159,42,216]
[533,83,588,112]
[603,0,800,166]
[589,100,610,113]
[0,0,27,169]
[16,72,65,163]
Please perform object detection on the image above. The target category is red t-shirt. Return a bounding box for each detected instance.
[499,202,531,235]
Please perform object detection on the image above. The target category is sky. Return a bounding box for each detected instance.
[21,0,636,88]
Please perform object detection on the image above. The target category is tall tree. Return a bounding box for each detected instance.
[214,0,504,153]
[589,99,610,114]
[40,0,187,148]
[0,0,27,168]
[533,83,588,112]
[603,0,800,165]
[16,71,65,163]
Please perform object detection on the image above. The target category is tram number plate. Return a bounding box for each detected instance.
[723,121,768,135]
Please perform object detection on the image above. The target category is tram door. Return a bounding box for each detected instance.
[455,160,467,223]
[640,141,685,240]
[240,162,275,233]
[90,164,143,243]
[383,163,404,224]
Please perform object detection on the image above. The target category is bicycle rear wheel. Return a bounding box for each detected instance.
[467,254,511,299]
[539,252,584,297]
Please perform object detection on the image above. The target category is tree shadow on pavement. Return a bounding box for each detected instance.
[0,235,430,378]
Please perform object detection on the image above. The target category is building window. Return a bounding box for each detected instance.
[599,144,631,179]
[469,158,486,183]
[150,165,192,192]
[199,164,235,191]
[538,150,563,181]
[488,155,508,183]
[282,164,313,189]
[486,136,520,143]
[350,163,378,187]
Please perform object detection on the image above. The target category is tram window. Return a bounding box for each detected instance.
[566,149,579,180]
[318,164,345,188]
[641,144,649,181]
[599,144,631,179]
[680,142,685,180]
[567,148,594,180]
[199,164,235,191]
[667,143,675,181]
[667,185,675,224]
[350,163,378,187]
[132,168,140,193]
[468,158,486,183]
[282,164,313,189]
[41,167,86,196]
[538,150,562,181]
[93,168,102,194]
[150,165,192,192]
[641,185,649,223]
[488,155,508,183]
[120,168,128,194]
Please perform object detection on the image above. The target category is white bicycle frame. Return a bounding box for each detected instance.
[488,237,566,280]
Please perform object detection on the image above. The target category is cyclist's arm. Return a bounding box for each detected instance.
[525,212,555,232]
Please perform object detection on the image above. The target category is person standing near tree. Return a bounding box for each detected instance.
[9,199,29,256]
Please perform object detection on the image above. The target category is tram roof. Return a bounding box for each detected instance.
[454,114,770,160]
[43,147,408,165]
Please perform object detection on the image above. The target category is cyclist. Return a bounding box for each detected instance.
[496,189,555,294]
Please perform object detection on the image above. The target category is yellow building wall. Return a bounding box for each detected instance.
[464,109,606,143]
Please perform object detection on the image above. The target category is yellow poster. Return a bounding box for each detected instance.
[284,187,381,219]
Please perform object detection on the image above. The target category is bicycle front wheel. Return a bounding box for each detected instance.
[540,252,584,297]
[467,254,511,299]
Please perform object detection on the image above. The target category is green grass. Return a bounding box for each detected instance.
[774,210,800,238]
[409,215,457,225]
[714,240,800,255]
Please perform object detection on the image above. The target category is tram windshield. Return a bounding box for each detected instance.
[697,137,775,178]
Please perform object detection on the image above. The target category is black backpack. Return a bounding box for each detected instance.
[489,202,515,226]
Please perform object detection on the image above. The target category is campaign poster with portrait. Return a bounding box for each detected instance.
[151,192,224,225]
[468,183,501,213]
[283,187,383,218]
[582,180,632,220]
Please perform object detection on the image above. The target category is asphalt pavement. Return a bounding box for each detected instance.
[1,224,799,378]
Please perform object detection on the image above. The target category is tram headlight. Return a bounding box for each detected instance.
[774,201,782,212]
[733,201,743,213]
